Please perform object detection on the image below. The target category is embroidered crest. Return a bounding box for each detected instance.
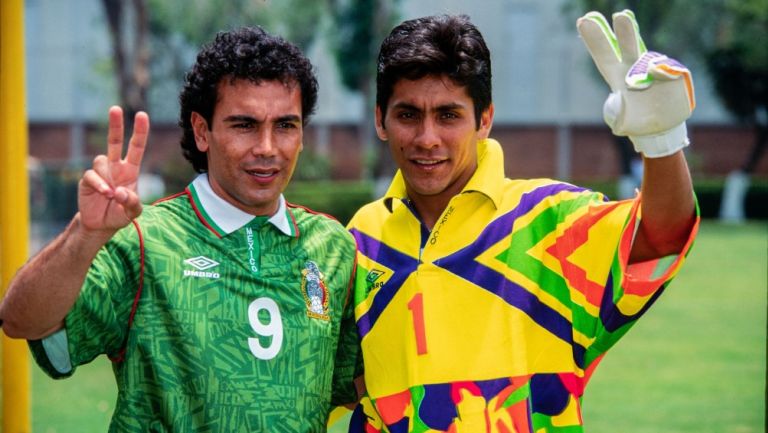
[301,261,330,320]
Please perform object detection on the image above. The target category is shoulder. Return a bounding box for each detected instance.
[347,197,394,231]
[108,191,195,246]
[287,202,355,247]
[134,191,191,224]
[499,178,601,204]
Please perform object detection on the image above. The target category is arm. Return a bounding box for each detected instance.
[577,10,697,262]
[0,106,149,339]
[630,152,696,262]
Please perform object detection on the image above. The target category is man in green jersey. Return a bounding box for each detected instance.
[0,27,359,432]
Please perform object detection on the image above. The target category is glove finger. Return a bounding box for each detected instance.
[613,10,647,65]
[577,11,623,90]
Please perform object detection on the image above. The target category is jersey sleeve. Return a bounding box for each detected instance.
[551,190,699,373]
[29,223,143,378]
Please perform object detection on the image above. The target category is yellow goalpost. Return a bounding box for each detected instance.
[0,0,31,431]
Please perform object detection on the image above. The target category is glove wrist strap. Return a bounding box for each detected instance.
[630,122,689,158]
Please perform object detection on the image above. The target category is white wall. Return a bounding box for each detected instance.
[26,0,114,122]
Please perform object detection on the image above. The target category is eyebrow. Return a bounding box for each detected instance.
[222,114,302,124]
[276,114,302,124]
[391,102,466,112]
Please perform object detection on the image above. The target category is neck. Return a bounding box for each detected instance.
[409,195,450,231]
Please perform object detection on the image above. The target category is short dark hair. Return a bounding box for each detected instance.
[179,26,318,173]
[376,14,492,128]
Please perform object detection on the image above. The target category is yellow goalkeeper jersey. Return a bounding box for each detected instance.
[347,139,698,433]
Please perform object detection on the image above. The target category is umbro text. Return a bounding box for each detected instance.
[183,269,221,279]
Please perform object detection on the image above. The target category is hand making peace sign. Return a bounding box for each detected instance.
[78,106,150,233]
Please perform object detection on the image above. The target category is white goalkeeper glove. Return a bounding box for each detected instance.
[577,10,696,158]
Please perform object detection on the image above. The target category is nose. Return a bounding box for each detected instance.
[251,129,276,156]
[413,118,440,149]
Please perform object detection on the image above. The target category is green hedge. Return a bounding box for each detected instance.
[692,178,768,219]
[578,178,768,219]
[285,178,768,224]
[284,181,374,226]
[31,173,768,224]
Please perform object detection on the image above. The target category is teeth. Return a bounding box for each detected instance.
[415,159,441,165]
[248,170,275,178]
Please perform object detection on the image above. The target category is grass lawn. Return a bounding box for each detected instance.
[582,221,767,433]
[1,221,765,432]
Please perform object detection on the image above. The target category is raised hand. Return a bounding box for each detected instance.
[78,106,149,233]
[577,10,695,158]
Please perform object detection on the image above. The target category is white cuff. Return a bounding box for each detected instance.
[629,122,689,158]
[42,328,73,374]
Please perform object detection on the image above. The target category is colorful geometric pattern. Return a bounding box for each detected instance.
[29,181,358,432]
[347,139,698,433]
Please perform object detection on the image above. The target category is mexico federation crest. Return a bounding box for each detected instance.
[301,261,330,321]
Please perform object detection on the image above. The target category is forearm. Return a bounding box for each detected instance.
[0,213,115,339]
[630,151,696,262]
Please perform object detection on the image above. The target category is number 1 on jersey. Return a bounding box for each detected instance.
[407,292,428,355]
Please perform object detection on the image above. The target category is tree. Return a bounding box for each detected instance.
[102,0,327,120]
[565,0,707,198]
[99,0,329,189]
[567,0,768,209]
[328,0,401,185]
[146,0,325,52]
[101,0,150,134]
[705,0,767,175]
[706,0,767,220]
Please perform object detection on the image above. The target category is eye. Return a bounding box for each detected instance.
[277,121,299,130]
[233,121,254,129]
[440,111,460,120]
[396,110,417,120]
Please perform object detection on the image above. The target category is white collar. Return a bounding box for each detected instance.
[188,174,296,237]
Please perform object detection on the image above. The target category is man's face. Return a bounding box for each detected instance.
[192,78,303,216]
[376,74,493,207]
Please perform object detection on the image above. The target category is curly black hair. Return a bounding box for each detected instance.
[376,15,492,128]
[178,26,318,173]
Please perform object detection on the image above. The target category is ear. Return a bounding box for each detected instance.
[477,103,495,139]
[374,105,388,141]
[191,112,210,152]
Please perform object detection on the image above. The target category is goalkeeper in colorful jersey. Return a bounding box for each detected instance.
[347,11,699,433]
[0,27,359,432]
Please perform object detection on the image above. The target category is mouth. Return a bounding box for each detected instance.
[245,168,278,182]
[411,158,447,169]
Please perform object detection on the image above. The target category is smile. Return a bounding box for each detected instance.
[412,159,446,166]
[246,169,278,179]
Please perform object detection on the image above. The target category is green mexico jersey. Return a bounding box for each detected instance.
[30,175,359,432]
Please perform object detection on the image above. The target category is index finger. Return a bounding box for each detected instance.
[107,106,124,163]
[125,111,150,166]
[577,11,622,88]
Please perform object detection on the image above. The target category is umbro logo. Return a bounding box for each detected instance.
[185,256,219,270]
[366,269,386,290]
[183,256,221,279]
[366,269,385,283]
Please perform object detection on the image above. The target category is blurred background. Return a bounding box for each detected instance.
[2,0,767,431]
[23,0,768,238]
